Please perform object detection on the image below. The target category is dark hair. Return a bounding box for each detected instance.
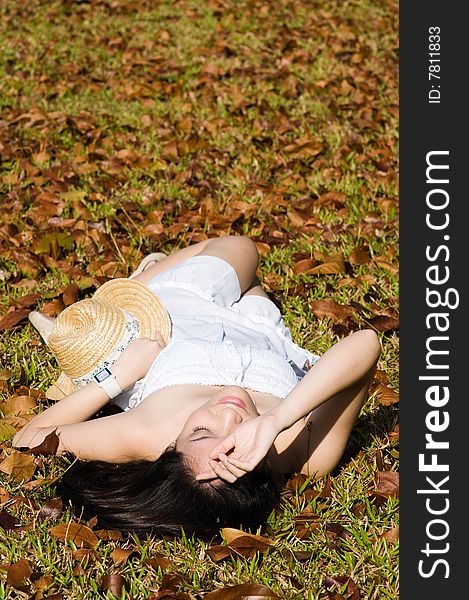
[58,449,283,539]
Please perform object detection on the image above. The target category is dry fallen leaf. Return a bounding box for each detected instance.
[6,558,33,592]
[101,571,126,597]
[368,314,399,333]
[372,383,399,406]
[310,299,357,322]
[3,395,37,416]
[204,583,281,599]
[0,508,20,531]
[49,522,99,548]
[28,429,60,455]
[0,307,31,330]
[111,547,138,566]
[324,575,360,600]
[0,452,36,482]
[38,497,63,521]
[307,255,346,275]
[374,470,399,497]
[381,525,399,543]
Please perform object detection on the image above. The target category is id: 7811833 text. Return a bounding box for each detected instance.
[428,26,441,104]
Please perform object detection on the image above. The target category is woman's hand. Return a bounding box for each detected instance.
[112,334,166,390]
[196,413,280,483]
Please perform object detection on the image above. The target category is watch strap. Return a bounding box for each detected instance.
[93,367,123,399]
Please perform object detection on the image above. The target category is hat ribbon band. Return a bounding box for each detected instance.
[72,311,140,388]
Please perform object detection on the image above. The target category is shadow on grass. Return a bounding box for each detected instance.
[337,404,399,472]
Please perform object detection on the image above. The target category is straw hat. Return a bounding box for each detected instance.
[45,278,172,400]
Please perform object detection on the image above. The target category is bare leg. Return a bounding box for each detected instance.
[241,276,270,299]
[134,236,259,295]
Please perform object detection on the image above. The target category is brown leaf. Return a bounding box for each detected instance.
[286,473,309,492]
[144,554,172,571]
[204,583,280,599]
[373,370,390,385]
[206,544,236,562]
[219,528,273,559]
[321,475,333,498]
[15,293,41,308]
[0,452,36,482]
[6,558,33,592]
[162,140,179,161]
[141,114,153,128]
[101,572,126,596]
[0,369,13,381]
[111,547,138,565]
[286,208,305,227]
[41,299,64,317]
[368,314,399,333]
[73,548,98,564]
[221,527,272,547]
[381,526,399,543]
[21,474,56,491]
[375,471,399,497]
[38,498,63,521]
[372,383,399,406]
[347,245,370,265]
[307,255,345,275]
[95,528,123,541]
[0,508,20,531]
[293,258,318,274]
[49,522,99,548]
[310,299,356,322]
[28,429,60,455]
[3,395,37,416]
[291,550,313,561]
[61,283,79,306]
[324,575,360,600]
[0,307,31,331]
[254,242,271,256]
[315,191,346,208]
[176,116,193,133]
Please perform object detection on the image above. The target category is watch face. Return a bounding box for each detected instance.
[94,367,112,383]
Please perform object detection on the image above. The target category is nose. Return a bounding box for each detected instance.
[216,406,243,433]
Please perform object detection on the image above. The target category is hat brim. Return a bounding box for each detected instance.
[46,372,76,400]
[47,278,172,399]
[92,278,172,343]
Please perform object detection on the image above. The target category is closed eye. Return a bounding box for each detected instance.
[191,426,214,442]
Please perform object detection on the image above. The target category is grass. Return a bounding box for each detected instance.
[0,0,398,598]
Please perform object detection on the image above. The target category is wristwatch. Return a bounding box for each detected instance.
[93,366,123,399]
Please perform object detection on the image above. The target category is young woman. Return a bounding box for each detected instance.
[13,236,381,538]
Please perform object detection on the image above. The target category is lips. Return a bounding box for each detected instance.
[217,396,247,409]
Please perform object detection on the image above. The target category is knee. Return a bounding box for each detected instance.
[222,235,258,265]
[361,329,382,362]
[237,236,259,261]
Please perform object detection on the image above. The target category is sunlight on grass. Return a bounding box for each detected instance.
[0,0,398,597]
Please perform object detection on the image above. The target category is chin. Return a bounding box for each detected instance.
[216,385,258,413]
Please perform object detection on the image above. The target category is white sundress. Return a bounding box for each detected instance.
[112,255,319,410]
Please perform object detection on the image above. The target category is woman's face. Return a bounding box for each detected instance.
[175,385,259,476]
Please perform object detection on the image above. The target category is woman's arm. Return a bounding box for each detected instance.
[265,329,381,431]
[12,337,164,461]
[197,329,381,481]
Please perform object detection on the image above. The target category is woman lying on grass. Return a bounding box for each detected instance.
[13,235,381,538]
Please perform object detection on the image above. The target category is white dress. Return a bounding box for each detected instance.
[113,255,319,410]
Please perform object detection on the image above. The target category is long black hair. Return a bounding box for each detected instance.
[58,449,284,539]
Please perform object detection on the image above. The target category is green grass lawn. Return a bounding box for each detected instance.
[0,1,399,598]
